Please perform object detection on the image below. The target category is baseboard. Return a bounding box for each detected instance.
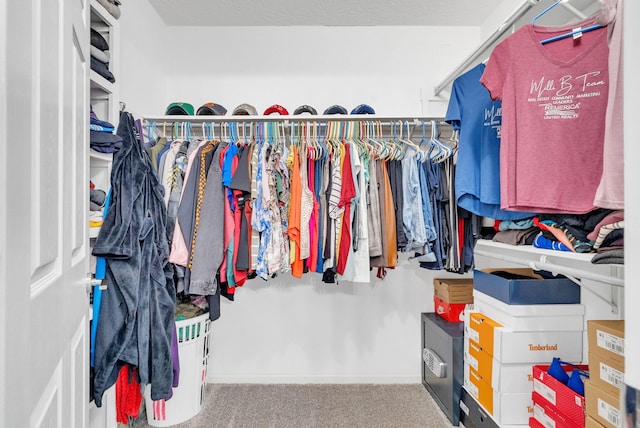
[206,373,420,384]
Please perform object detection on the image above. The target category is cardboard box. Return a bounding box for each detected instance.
[587,320,624,369]
[588,351,624,398]
[434,278,474,303]
[473,289,584,332]
[464,340,533,394]
[434,295,467,322]
[473,268,580,305]
[464,365,533,425]
[467,315,583,364]
[586,415,607,428]
[585,380,621,428]
[532,364,588,427]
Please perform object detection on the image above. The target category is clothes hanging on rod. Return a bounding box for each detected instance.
[480,15,610,214]
[445,63,534,221]
[142,117,478,320]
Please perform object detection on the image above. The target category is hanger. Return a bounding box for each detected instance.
[532,0,568,26]
[532,0,603,45]
[428,120,453,163]
[399,121,421,160]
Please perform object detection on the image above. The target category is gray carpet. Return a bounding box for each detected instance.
[139,384,455,428]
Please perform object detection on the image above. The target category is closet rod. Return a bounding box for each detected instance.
[142,115,446,124]
[433,0,541,96]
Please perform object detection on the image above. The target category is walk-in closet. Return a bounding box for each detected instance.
[0,0,637,427]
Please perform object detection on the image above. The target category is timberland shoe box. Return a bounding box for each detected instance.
[473,289,584,332]
[463,364,533,425]
[464,338,533,394]
[434,278,474,303]
[473,268,580,305]
[466,312,583,363]
[466,312,502,357]
[585,379,621,428]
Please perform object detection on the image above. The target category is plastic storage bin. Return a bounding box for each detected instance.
[144,312,211,427]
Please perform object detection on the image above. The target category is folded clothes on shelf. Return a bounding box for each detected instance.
[90,45,110,64]
[96,0,121,19]
[90,28,109,51]
[91,57,115,83]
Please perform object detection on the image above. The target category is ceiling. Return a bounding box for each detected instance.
[148,0,507,27]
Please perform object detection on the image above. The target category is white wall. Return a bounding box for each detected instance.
[118,0,168,118]
[157,26,479,118]
[209,257,471,383]
[117,20,479,383]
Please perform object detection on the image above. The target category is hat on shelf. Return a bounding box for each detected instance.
[196,102,227,116]
[165,102,195,116]
[323,105,348,115]
[232,103,258,116]
[293,105,318,115]
[263,104,289,115]
[351,104,376,115]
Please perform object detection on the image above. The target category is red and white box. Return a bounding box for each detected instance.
[532,364,588,427]
[532,393,582,428]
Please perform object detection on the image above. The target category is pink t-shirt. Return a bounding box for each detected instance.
[481,18,609,214]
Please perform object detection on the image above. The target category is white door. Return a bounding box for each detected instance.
[0,0,90,427]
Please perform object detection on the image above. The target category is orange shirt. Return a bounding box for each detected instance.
[288,146,304,278]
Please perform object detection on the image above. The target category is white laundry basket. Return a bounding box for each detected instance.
[144,312,211,427]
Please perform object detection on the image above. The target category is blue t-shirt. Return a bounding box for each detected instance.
[445,63,533,220]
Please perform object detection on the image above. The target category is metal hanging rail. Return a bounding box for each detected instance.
[142,114,447,124]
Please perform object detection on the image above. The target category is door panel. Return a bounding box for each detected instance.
[71,29,88,263]
[1,0,90,426]
[29,0,61,285]
[30,362,63,428]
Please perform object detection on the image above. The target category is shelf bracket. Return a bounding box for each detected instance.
[556,272,619,315]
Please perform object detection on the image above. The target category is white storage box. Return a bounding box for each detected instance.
[145,313,211,427]
[463,364,533,425]
[464,347,534,393]
[473,290,584,332]
[466,311,583,364]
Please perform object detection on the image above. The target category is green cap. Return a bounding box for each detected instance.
[165,102,194,116]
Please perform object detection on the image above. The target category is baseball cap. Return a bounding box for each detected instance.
[293,105,318,115]
[263,104,289,115]
[165,102,194,115]
[351,104,376,115]
[232,103,258,116]
[323,105,348,115]
[196,102,227,116]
